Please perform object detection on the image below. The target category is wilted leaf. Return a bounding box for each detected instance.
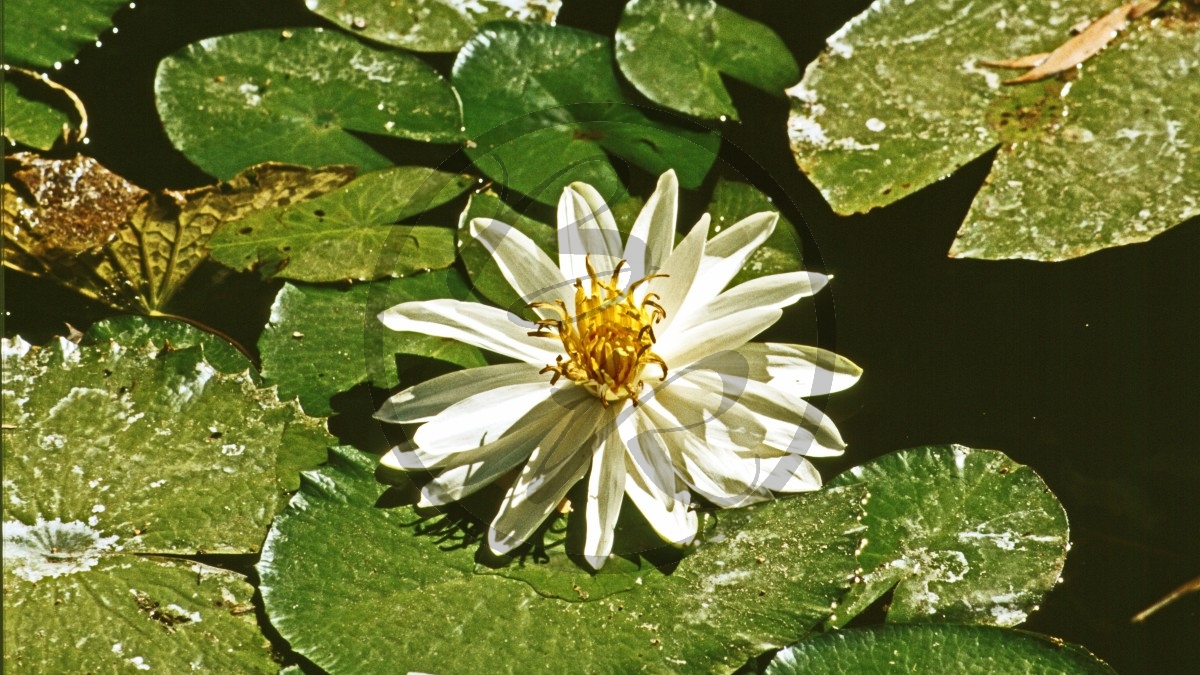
[2,0,127,69]
[305,0,561,53]
[258,445,867,674]
[258,269,486,416]
[615,0,798,120]
[455,22,720,204]
[827,445,1069,628]
[209,166,472,282]
[766,625,1115,674]
[2,153,356,312]
[707,178,804,286]
[789,0,1199,260]
[155,27,463,180]
[1002,3,1135,84]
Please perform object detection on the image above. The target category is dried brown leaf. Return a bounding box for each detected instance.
[1005,3,1135,84]
[980,52,1052,69]
[3,153,357,312]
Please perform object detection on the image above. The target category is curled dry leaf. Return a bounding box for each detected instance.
[2,153,356,313]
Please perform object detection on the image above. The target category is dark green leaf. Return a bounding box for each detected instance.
[616,0,798,120]
[155,28,463,180]
[455,22,720,204]
[259,445,867,674]
[766,625,1115,674]
[2,76,76,150]
[304,0,561,53]
[828,445,1069,627]
[3,0,126,69]
[707,178,803,286]
[257,269,486,416]
[209,166,472,282]
[788,0,1199,260]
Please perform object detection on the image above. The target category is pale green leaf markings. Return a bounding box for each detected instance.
[3,0,127,69]
[3,553,275,674]
[767,625,1116,675]
[828,445,1069,628]
[259,445,867,674]
[210,166,473,282]
[154,28,463,180]
[616,0,798,120]
[258,269,486,416]
[455,22,720,205]
[790,0,1198,260]
[304,0,561,53]
[951,18,1200,260]
[707,178,804,286]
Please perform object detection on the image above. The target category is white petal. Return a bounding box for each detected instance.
[624,453,697,545]
[374,363,546,424]
[378,299,560,367]
[648,213,710,334]
[488,401,612,555]
[469,217,572,317]
[416,423,546,506]
[624,170,678,279]
[670,271,828,334]
[618,406,675,510]
[583,423,627,569]
[735,342,862,397]
[657,306,782,369]
[413,382,585,459]
[673,211,777,326]
[558,183,624,284]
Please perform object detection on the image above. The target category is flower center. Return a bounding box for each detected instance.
[529,257,668,406]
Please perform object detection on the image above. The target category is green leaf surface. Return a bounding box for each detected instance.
[2,77,75,150]
[2,0,126,69]
[1,321,330,554]
[828,445,1069,628]
[209,166,472,282]
[3,551,274,674]
[258,269,486,416]
[766,624,1115,675]
[788,0,1199,260]
[615,0,798,120]
[305,0,561,53]
[155,28,463,180]
[455,22,720,204]
[86,314,253,377]
[258,445,867,674]
[708,178,803,286]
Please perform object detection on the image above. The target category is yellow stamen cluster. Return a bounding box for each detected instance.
[530,257,668,406]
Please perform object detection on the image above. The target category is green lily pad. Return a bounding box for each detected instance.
[155,27,463,180]
[2,153,357,313]
[766,624,1115,674]
[789,0,1199,261]
[454,22,720,205]
[3,550,274,674]
[827,445,1069,628]
[304,0,561,53]
[3,0,126,69]
[2,75,79,150]
[257,269,486,416]
[209,166,472,282]
[708,178,804,286]
[258,445,867,674]
[615,0,798,120]
[86,314,252,377]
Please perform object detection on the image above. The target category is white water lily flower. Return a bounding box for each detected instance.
[377,171,861,569]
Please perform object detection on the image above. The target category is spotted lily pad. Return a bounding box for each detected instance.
[789,0,1199,261]
[155,27,463,179]
[304,0,561,53]
[827,445,1069,628]
[767,624,1115,674]
[258,445,867,674]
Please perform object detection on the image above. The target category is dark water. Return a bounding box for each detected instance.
[5,1,1198,673]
